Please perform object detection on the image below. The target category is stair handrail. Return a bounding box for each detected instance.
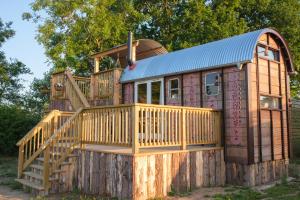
[16,110,60,146]
[65,70,90,109]
[41,107,83,191]
[16,110,74,178]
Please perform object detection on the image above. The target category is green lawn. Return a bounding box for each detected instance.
[213,179,300,200]
[0,156,22,190]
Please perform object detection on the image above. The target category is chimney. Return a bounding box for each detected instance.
[127,31,136,69]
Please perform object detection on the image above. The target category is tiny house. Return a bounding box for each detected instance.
[17,28,294,199]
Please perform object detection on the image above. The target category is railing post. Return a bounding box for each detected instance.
[181,108,186,150]
[17,144,24,178]
[43,145,50,194]
[132,105,139,154]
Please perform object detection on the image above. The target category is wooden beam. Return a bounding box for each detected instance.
[91,41,139,59]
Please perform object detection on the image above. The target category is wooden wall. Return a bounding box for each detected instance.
[70,148,225,200]
[123,83,134,104]
[226,159,289,186]
[133,148,225,200]
[223,67,248,163]
[247,33,290,164]
[73,150,133,199]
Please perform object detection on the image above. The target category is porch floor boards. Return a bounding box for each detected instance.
[82,144,219,155]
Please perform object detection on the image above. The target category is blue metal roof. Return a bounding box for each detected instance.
[120,28,292,82]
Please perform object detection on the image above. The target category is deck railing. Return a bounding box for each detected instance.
[73,76,91,99]
[65,71,90,109]
[81,104,222,153]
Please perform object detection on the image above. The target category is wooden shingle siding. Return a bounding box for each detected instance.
[182,73,201,107]
[223,66,248,163]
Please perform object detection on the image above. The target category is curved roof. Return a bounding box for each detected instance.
[120,28,294,83]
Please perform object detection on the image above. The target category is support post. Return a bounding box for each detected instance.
[94,57,100,73]
[181,108,186,150]
[132,105,139,154]
[43,145,50,194]
[17,144,24,178]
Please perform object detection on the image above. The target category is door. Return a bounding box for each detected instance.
[134,79,164,142]
[134,79,164,104]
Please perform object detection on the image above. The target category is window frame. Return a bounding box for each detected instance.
[134,78,164,104]
[168,78,180,99]
[259,94,282,110]
[257,44,280,62]
[205,72,221,96]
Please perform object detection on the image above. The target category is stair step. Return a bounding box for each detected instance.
[24,171,58,181]
[30,164,43,171]
[15,178,44,191]
[24,171,43,180]
[30,164,65,174]
[36,157,53,163]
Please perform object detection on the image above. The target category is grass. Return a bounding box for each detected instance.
[0,156,22,190]
[213,178,300,200]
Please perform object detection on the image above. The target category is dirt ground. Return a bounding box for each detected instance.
[0,185,32,200]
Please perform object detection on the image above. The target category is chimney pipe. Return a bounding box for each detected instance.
[127,31,133,66]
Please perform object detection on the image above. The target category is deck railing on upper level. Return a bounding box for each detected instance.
[81,104,222,153]
[73,76,91,99]
[65,71,90,109]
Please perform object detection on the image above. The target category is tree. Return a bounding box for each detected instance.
[0,18,31,104]
[23,0,144,74]
[25,0,300,97]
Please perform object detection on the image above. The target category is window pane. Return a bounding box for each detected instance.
[170,89,179,99]
[170,79,179,89]
[205,73,220,96]
[169,79,179,99]
[260,96,280,109]
[151,81,161,104]
[258,46,266,57]
[268,49,279,61]
[137,83,147,103]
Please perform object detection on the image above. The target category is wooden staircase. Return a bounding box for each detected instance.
[16,70,89,195]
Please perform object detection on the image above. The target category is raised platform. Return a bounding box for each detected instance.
[64,146,225,200]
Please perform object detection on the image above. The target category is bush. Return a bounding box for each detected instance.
[0,105,40,156]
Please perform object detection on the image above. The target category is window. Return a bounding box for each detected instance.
[135,79,164,104]
[137,83,147,103]
[205,72,220,96]
[151,81,161,104]
[168,79,179,99]
[257,45,279,61]
[260,96,280,109]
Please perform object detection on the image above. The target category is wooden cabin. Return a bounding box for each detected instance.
[16,28,294,199]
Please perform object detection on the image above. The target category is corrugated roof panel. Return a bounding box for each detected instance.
[120,28,276,83]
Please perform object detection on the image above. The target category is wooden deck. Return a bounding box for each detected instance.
[83,144,218,155]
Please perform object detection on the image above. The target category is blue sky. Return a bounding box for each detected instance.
[0,0,49,89]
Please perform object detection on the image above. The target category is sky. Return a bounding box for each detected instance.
[0,0,49,89]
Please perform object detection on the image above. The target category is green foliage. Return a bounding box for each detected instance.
[0,105,40,155]
[23,71,51,116]
[0,18,31,104]
[23,0,144,73]
[24,0,300,96]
